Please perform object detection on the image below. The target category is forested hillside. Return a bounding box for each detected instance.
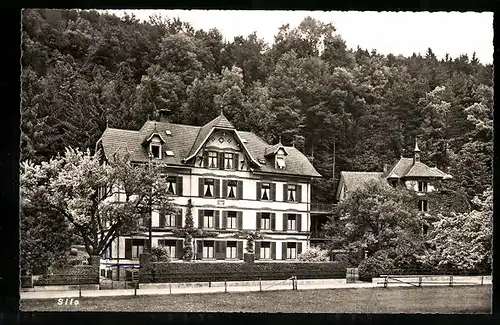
[21,9,493,203]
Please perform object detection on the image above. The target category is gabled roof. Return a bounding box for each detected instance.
[336,171,384,200]
[184,113,260,166]
[98,117,321,178]
[430,167,453,179]
[382,157,414,178]
[264,143,289,157]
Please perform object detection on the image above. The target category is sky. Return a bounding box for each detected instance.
[105,10,493,64]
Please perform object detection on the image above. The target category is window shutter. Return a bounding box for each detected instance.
[175,240,183,259]
[220,241,227,260]
[214,179,221,198]
[255,241,261,260]
[271,183,276,201]
[198,210,204,229]
[222,179,228,198]
[282,242,287,260]
[159,210,165,228]
[256,212,261,230]
[214,241,221,259]
[283,213,288,231]
[197,240,203,260]
[176,176,183,196]
[271,213,276,230]
[237,180,243,199]
[296,214,301,232]
[283,184,288,202]
[125,239,132,259]
[297,242,303,256]
[222,211,227,229]
[214,210,220,229]
[256,182,261,200]
[203,151,208,168]
[218,152,224,170]
[237,211,243,230]
[198,178,204,197]
[237,241,244,260]
[271,242,276,260]
[176,209,183,228]
[296,184,302,202]
[233,153,239,170]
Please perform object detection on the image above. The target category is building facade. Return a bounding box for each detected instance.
[96,111,321,277]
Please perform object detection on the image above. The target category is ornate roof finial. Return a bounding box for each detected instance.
[105,116,109,128]
[220,107,224,116]
[414,137,421,152]
[278,135,282,144]
[147,114,150,121]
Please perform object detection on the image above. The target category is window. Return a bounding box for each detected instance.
[203,241,214,259]
[226,241,237,259]
[260,242,271,259]
[167,177,177,195]
[204,178,214,197]
[287,184,297,202]
[418,181,428,192]
[390,180,397,188]
[204,210,214,228]
[131,239,145,259]
[261,182,270,200]
[287,214,297,231]
[418,200,428,212]
[159,211,175,227]
[286,242,297,259]
[151,144,161,159]
[158,240,176,258]
[261,213,271,230]
[227,211,237,229]
[423,224,429,236]
[227,180,237,198]
[208,151,218,168]
[276,156,285,169]
[224,152,233,169]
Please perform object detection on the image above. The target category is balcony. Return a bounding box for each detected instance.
[310,230,329,239]
[310,203,336,214]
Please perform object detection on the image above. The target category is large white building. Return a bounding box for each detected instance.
[96,110,322,277]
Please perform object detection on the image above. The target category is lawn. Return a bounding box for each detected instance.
[21,285,491,313]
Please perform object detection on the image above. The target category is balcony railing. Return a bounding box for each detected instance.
[310,230,329,239]
[310,203,336,213]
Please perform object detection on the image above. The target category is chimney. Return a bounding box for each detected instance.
[158,108,171,122]
[383,164,388,172]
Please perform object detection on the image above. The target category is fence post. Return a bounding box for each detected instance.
[418,276,422,287]
[291,276,295,290]
[224,279,227,293]
[169,281,172,294]
[481,276,484,285]
[259,278,262,292]
[209,280,211,288]
[449,275,453,287]
[384,276,388,288]
[295,276,298,290]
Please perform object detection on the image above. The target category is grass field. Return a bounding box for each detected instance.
[21,285,491,313]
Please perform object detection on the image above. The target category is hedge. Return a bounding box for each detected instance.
[33,266,99,286]
[139,261,346,283]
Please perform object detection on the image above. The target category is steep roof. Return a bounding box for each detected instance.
[382,157,448,179]
[340,171,385,191]
[336,171,384,200]
[405,161,445,178]
[98,118,321,178]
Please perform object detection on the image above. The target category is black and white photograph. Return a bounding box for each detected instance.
[19,9,492,313]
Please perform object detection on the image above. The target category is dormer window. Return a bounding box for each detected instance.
[418,181,428,192]
[276,155,285,169]
[224,152,234,170]
[150,144,161,159]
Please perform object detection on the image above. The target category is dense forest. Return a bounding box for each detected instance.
[21,9,493,203]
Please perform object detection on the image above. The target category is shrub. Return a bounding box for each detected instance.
[298,247,330,262]
[358,251,395,282]
[150,246,170,262]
